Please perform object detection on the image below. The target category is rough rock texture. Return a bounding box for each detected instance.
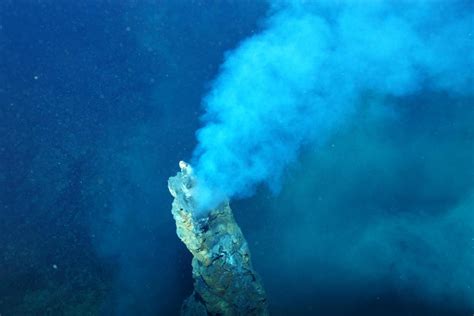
[168,163,268,316]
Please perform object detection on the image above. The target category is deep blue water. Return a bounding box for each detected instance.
[0,1,473,315]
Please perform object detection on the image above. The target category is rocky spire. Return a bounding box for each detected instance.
[168,161,268,316]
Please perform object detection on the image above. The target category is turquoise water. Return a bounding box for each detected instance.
[0,1,473,315]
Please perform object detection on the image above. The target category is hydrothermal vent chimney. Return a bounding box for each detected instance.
[168,161,268,315]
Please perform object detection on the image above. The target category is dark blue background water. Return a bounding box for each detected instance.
[0,1,472,315]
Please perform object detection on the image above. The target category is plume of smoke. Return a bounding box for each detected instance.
[191,0,473,212]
